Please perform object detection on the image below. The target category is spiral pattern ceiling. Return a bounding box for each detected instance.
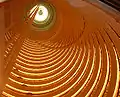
[2,0,120,97]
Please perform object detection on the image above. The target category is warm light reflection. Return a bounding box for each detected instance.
[30,5,37,15]
[2,91,15,97]
[34,5,49,22]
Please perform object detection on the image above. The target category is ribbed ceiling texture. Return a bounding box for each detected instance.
[1,0,120,97]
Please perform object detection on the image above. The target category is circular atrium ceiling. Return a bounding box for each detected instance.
[34,5,48,22]
[29,2,56,31]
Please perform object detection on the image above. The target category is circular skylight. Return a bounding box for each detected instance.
[34,5,49,22]
[27,1,56,31]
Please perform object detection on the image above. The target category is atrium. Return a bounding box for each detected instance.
[0,0,120,97]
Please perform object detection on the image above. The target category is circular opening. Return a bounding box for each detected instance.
[28,2,56,31]
[34,5,49,22]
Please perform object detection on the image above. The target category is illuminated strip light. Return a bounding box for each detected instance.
[54,42,63,48]
[17,49,64,63]
[14,48,75,77]
[17,51,62,63]
[6,43,13,49]
[15,49,68,71]
[19,48,61,59]
[5,50,9,54]
[16,49,65,67]
[29,5,38,16]
[16,58,55,68]
[11,47,79,88]
[6,84,57,94]
[15,49,66,72]
[24,38,49,44]
[9,77,44,87]
[6,33,10,40]
[22,43,51,52]
[23,40,61,50]
[24,39,64,49]
[36,41,64,48]
[53,45,86,97]
[86,47,102,96]
[12,47,77,81]
[7,47,82,94]
[21,45,53,54]
[16,48,72,67]
[6,84,30,94]
[19,48,62,61]
[22,41,51,49]
[22,43,49,50]
[14,48,70,74]
[4,55,7,57]
[7,32,11,39]
[7,47,11,52]
[98,44,109,97]
[2,91,15,97]
[19,49,65,63]
[8,44,13,49]
[5,35,8,41]
[20,48,53,57]
[5,33,10,41]
[70,43,95,97]
[29,5,38,18]
[21,46,53,54]
[9,47,81,88]
[22,44,48,52]
[11,46,74,78]
[112,47,119,97]
[5,33,9,40]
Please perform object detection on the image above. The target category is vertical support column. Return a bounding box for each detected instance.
[0,6,5,94]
